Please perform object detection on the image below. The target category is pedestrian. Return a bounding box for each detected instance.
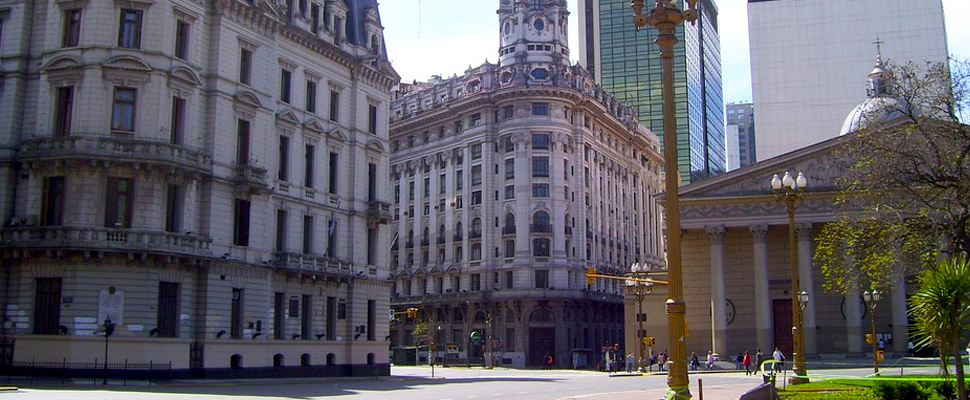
[659,351,667,371]
[706,350,715,370]
[772,347,785,373]
[907,341,915,356]
[755,348,764,373]
[650,353,657,372]
[626,353,635,373]
[743,351,752,375]
[736,352,744,370]
[544,352,553,370]
[689,352,699,371]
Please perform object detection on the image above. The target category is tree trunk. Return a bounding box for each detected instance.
[953,345,967,400]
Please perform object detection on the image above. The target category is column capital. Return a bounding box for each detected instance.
[705,225,726,244]
[796,223,814,241]
[749,225,769,242]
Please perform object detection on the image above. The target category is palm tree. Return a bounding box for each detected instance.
[909,255,970,400]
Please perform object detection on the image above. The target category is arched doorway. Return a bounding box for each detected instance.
[528,306,556,367]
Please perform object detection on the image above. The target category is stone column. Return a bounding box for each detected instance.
[891,276,908,353]
[845,280,864,354]
[750,225,773,353]
[706,225,728,357]
[796,223,817,356]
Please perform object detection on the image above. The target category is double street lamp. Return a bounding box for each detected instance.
[863,290,882,374]
[625,263,655,372]
[772,171,809,384]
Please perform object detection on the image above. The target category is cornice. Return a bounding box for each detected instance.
[215,0,282,38]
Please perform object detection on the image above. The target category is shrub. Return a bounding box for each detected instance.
[874,381,929,400]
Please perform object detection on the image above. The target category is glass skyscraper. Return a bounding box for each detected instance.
[579,0,724,183]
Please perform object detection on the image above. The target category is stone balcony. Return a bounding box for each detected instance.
[230,163,270,194]
[18,135,212,175]
[0,225,212,259]
[366,201,392,225]
[271,251,360,279]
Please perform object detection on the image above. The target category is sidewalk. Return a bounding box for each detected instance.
[575,381,761,400]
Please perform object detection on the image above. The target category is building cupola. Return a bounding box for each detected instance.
[496,0,571,86]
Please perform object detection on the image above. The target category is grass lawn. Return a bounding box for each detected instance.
[778,378,879,399]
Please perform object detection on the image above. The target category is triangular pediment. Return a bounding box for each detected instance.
[366,140,385,153]
[679,135,847,200]
[304,118,326,133]
[329,129,349,142]
[275,109,300,126]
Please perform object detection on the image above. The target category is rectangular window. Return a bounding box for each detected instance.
[170,97,185,144]
[63,9,81,47]
[302,294,313,340]
[471,165,482,186]
[367,228,377,265]
[455,170,463,190]
[326,297,336,339]
[33,278,62,334]
[532,156,549,177]
[233,199,251,246]
[273,292,285,339]
[239,48,252,85]
[504,185,514,200]
[118,9,142,48]
[105,177,133,228]
[302,215,314,254]
[505,328,515,351]
[532,133,550,150]
[503,105,514,119]
[535,270,549,289]
[471,190,482,205]
[157,282,180,337]
[439,174,446,194]
[231,288,243,339]
[423,177,430,198]
[337,300,347,320]
[504,158,515,180]
[42,177,66,226]
[531,102,549,116]
[111,88,136,133]
[365,299,376,341]
[305,145,315,187]
[470,274,481,291]
[310,3,320,34]
[532,183,549,197]
[276,209,287,251]
[329,90,340,122]
[306,80,316,112]
[278,136,289,181]
[506,271,514,289]
[165,184,183,233]
[174,19,189,60]
[328,152,338,194]
[280,69,292,103]
[368,104,378,134]
[236,119,250,164]
[470,143,482,159]
[455,195,463,209]
[54,87,74,137]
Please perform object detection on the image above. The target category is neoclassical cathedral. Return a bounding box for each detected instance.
[0,0,397,378]
[388,0,665,368]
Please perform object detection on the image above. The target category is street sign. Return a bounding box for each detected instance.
[469,331,482,344]
[389,309,395,322]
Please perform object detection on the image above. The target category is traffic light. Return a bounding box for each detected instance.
[865,333,874,344]
[586,267,595,285]
[648,336,655,346]
[876,350,885,362]
[406,307,419,318]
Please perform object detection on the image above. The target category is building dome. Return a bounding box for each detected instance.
[839,54,916,135]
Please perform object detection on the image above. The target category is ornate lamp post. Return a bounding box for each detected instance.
[771,171,809,384]
[626,263,654,372]
[863,290,881,374]
[630,1,697,398]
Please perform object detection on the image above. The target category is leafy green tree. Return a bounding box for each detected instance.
[908,255,970,400]
[411,320,435,347]
[815,59,970,293]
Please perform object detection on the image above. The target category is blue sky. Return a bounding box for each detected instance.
[379,0,970,104]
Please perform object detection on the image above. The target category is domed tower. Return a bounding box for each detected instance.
[497,0,571,86]
[840,49,917,135]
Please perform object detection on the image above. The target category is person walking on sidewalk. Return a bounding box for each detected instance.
[706,350,715,370]
[742,351,752,375]
[772,347,785,373]
[755,349,764,374]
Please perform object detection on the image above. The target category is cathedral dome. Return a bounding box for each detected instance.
[839,54,917,135]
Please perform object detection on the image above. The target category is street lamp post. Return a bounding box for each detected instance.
[863,290,881,374]
[771,171,809,384]
[101,317,116,385]
[630,1,697,398]
[626,263,654,372]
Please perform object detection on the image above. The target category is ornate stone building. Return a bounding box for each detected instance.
[387,0,665,368]
[0,0,397,378]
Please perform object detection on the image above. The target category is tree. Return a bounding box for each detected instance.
[909,256,970,400]
[815,58,970,293]
[411,320,436,347]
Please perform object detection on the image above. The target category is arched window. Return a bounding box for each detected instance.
[230,354,243,369]
[407,229,414,247]
[455,222,463,241]
[367,353,376,365]
[532,211,550,232]
[370,35,380,55]
[470,218,482,238]
[273,354,284,367]
[505,240,515,258]
[326,353,336,366]
[504,213,516,234]
[422,226,429,245]
[301,353,311,367]
[438,224,446,243]
[455,245,463,262]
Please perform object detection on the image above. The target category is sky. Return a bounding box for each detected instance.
[378,0,970,105]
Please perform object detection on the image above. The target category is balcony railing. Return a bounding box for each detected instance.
[1,226,212,257]
[366,201,392,225]
[436,235,446,244]
[564,226,573,235]
[530,224,553,233]
[502,226,516,235]
[272,251,355,277]
[19,135,212,174]
[453,233,463,242]
[231,163,270,192]
[420,238,430,247]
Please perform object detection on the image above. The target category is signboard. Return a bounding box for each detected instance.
[469,331,482,344]
[98,288,124,325]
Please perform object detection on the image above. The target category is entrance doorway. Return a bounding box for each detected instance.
[528,327,555,367]
[773,299,793,355]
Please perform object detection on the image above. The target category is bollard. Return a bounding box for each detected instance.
[698,378,703,400]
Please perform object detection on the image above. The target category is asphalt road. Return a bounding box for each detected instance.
[0,363,946,400]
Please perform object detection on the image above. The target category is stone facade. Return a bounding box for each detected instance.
[0,0,398,378]
[386,0,665,369]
